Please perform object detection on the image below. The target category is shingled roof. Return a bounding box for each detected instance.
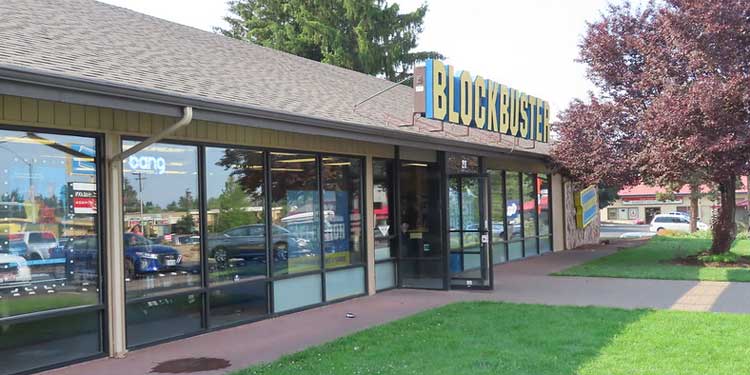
[0,0,548,156]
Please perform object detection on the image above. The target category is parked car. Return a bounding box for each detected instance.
[0,234,29,258]
[64,234,182,279]
[207,224,310,265]
[649,214,709,234]
[123,233,183,278]
[667,211,691,220]
[0,253,31,287]
[17,231,58,260]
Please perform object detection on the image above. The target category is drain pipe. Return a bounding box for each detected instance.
[110,106,193,163]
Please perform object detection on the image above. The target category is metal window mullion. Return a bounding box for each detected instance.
[317,154,326,302]
[197,145,209,329]
[393,147,402,287]
[264,151,274,314]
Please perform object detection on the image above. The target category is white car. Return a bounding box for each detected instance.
[650,214,709,233]
[0,253,32,286]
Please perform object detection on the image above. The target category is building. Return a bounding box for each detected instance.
[601,179,749,226]
[0,1,587,374]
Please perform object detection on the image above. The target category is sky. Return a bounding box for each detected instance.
[98,0,616,119]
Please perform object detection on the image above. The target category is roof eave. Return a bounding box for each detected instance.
[0,64,549,161]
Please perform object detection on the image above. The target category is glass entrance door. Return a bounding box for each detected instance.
[397,160,446,289]
[449,175,492,289]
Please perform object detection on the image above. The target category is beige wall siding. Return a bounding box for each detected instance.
[0,95,395,158]
[551,174,566,251]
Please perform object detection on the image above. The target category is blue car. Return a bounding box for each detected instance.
[123,233,182,279]
[64,234,182,279]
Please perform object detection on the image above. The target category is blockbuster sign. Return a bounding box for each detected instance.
[415,59,550,143]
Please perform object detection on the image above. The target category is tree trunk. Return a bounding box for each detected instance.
[689,183,700,233]
[690,196,699,233]
[710,176,737,254]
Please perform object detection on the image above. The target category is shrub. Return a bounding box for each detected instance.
[697,252,741,263]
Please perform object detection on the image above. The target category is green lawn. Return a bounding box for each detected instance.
[554,236,750,282]
[236,302,750,375]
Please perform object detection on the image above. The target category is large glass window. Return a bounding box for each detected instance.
[269,153,320,275]
[488,169,506,264]
[122,141,201,299]
[522,173,538,256]
[205,148,266,285]
[0,129,103,373]
[538,174,551,235]
[373,159,395,261]
[505,172,523,260]
[322,156,362,268]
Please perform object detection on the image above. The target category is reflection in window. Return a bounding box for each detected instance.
[0,130,100,316]
[488,169,506,263]
[269,153,320,275]
[372,160,395,261]
[0,129,102,373]
[523,173,538,256]
[205,148,266,285]
[538,174,551,236]
[122,141,201,300]
[505,172,521,242]
[322,156,362,268]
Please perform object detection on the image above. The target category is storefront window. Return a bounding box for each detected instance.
[488,169,506,264]
[0,129,103,374]
[505,172,522,260]
[373,159,395,261]
[122,141,202,300]
[322,156,362,268]
[205,147,266,285]
[522,173,538,256]
[0,130,101,317]
[538,174,551,236]
[269,153,320,275]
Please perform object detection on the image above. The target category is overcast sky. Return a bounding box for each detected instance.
[98,0,616,119]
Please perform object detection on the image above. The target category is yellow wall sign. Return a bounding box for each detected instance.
[575,185,598,228]
[420,59,550,143]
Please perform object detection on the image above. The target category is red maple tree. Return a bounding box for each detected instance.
[552,0,750,253]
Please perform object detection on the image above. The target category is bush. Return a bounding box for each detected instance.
[658,230,712,239]
[697,252,741,263]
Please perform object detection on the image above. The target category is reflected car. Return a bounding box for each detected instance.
[123,233,182,278]
[0,234,29,258]
[207,224,310,265]
[64,234,182,279]
[18,231,58,260]
[0,253,31,287]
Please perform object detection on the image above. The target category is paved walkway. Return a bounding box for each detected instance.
[42,240,750,375]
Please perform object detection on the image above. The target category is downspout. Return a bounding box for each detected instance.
[110,106,193,163]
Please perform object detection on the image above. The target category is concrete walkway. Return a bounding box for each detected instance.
[42,240,750,375]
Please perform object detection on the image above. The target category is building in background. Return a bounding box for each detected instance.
[601,178,749,227]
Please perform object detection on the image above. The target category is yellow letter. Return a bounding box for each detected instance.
[432,60,447,120]
[508,88,519,136]
[448,65,459,123]
[459,70,473,126]
[487,81,498,132]
[519,93,529,138]
[499,85,509,133]
[473,76,486,129]
[528,96,539,141]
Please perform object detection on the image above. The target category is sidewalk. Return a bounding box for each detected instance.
[41,240,750,375]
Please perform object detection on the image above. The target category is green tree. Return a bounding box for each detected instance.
[175,214,196,234]
[218,0,444,81]
[212,176,260,232]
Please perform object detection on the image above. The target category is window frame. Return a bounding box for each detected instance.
[0,124,108,374]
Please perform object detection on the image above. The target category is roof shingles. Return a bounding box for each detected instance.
[0,0,547,155]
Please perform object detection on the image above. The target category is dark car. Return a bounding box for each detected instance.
[207,224,309,265]
[64,234,182,279]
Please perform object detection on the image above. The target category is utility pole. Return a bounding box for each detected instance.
[132,172,146,222]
